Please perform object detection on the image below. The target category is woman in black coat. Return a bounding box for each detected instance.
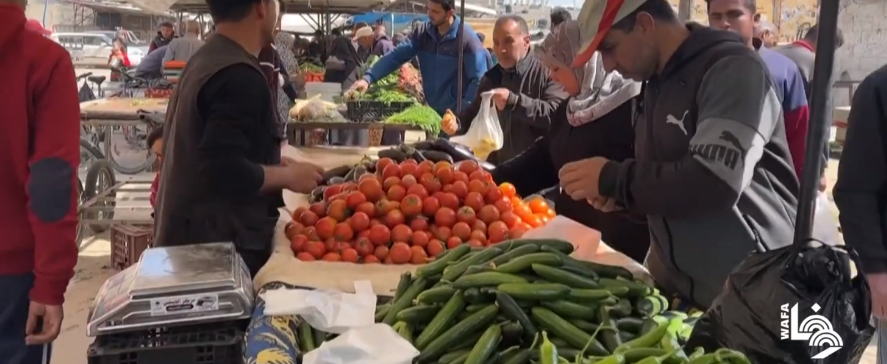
[491,20,650,263]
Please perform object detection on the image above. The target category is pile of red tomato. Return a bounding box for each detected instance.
[283,158,556,265]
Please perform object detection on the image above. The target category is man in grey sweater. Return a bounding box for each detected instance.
[163,20,205,64]
[773,24,844,191]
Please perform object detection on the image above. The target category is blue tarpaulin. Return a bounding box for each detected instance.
[349,12,428,31]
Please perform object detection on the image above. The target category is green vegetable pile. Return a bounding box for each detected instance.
[299,63,324,73]
[345,55,417,106]
[384,104,442,136]
[361,239,749,364]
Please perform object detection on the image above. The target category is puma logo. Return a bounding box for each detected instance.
[719,131,747,158]
[665,110,689,135]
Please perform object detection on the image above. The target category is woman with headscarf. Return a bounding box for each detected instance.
[490,20,650,262]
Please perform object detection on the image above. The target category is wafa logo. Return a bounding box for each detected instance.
[780,303,843,359]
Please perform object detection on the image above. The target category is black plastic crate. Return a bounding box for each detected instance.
[345,101,413,122]
[87,321,247,364]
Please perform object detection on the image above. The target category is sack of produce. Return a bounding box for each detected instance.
[686,243,873,364]
[450,92,504,160]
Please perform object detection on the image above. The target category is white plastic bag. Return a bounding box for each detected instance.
[812,191,840,246]
[261,281,376,334]
[450,91,504,160]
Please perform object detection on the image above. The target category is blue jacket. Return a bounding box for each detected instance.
[363,17,491,116]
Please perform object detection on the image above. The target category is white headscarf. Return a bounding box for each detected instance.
[534,20,642,126]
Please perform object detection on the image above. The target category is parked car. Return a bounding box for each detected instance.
[52,32,145,66]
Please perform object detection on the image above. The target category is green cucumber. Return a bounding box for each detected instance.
[396,305,441,324]
[464,324,502,364]
[440,350,472,364]
[497,239,574,254]
[566,288,614,303]
[575,261,634,280]
[639,318,659,335]
[618,330,636,343]
[417,286,458,304]
[609,298,633,318]
[540,300,597,320]
[497,283,570,301]
[466,303,490,313]
[559,265,600,280]
[616,317,644,334]
[393,272,413,301]
[489,244,540,266]
[464,265,496,275]
[500,349,530,364]
[375,305,391,322]
[382,277,427,325]
[495,292,537,343]
[500,321,524,345]
[598,306,622,354]
[415,289,466,350]
[298,321,316,352]
[453,272,529,289]
[634,295,665,318]
[531,264,600,289]
[495,253,563,274]
[531,307,608,355]
[419,305,500,362]
[598,278,652,298]
[394,321,414,344]
[568,319,600,333]
[443,248,503,282]
[417,245,471,278]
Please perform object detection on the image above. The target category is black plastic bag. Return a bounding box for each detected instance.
[686,243,874,364]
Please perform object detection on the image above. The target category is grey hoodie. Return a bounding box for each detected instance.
[598,25,799,308]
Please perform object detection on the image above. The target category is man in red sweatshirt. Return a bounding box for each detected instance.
[0,1,80,362]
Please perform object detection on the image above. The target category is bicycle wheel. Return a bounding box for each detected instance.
[83,160,117,233]
[80,138,104,173]
[75,177,86,250]
[103,124,157,174]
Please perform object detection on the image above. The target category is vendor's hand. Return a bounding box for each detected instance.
[588,197,622,213]
[25,302,63,345]
[869,272,887,320]
[819,174,828,192]
[490,88,511,111]
[441,109,459,136]
[558,157,608,201]
[284,160,324,193]
[348,79,370,94]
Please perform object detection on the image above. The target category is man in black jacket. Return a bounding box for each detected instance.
[833,64,887,343]
[442,15,567,165]
[149,22,175,54]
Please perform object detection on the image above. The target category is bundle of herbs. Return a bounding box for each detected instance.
[384,104,441,136]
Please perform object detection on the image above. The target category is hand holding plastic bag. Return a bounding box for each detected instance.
[450,91,504,160]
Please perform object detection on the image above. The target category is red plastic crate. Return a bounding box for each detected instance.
[110,224,154,270]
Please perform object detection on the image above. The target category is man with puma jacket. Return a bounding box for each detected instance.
[560,0,798,308]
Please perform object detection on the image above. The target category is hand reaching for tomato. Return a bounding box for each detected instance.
[282,158,325,193]
[441,109,459,136]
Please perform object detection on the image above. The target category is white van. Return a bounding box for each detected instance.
[51,32,143,66]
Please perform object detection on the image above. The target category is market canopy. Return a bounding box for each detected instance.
[123,0,396,14]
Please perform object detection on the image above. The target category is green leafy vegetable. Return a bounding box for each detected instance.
[385,105,441,136]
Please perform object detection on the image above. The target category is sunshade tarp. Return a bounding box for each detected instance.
[123,0,392,14]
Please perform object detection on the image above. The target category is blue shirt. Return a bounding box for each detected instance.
[135,45,167,79]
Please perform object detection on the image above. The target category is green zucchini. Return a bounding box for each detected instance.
[495,253,563,274]
[609,298,633,318]
[496,292,537,343]
[382,277,427,325]
[396,305,441,324]
[464,324,502,364]
[417,245,471,278]
[559,265,600,280]
[415,289,466,350]
[453,272,529,289]
[497,283,570,301]
[394,321,414,344]
[417,286,458,304]
[565,288,614,303]
[464,287,495,304]
[393,272,412,301]
[464,265,496,275]
[453,331,485,350]
[598,306,622,354]
[568,319,599,333]
[500,349,530,364]
[443,248,503,282]
[531,264,600,289]
[375,305,391,322]
[298,321,316,352]
[466,303,490,313]
[419,305,500,362]
[500,321,524,345]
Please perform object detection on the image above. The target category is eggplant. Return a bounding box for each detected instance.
[378,148,408,162]
[432,139,473,162]
[421,150,454,163]
[322,165,351,184]
[413,140,435,150]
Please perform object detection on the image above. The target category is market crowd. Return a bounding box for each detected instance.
[4,0,887,361]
